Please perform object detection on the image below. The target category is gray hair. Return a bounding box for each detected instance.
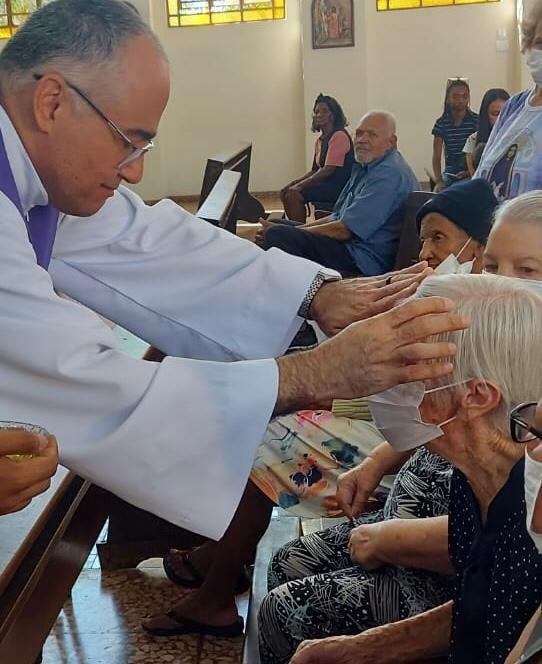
[521,0,542,52]
[0,0,166,91]
[418,273,542,435]
[493,190,542,229]
[359,110,397,136]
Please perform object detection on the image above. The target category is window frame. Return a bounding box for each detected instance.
[0,0,48,39]
[166,0,286,28]
[376,0,500,11]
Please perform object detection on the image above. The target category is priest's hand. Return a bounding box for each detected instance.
[275,295,468,415]
[309,262,432,337]
[0,431,58,515]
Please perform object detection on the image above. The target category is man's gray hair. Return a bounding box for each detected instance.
[359,110,397,136]
[418,273,542,436]
[0,0,166,90]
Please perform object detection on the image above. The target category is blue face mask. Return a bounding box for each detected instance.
[367,380,468,452]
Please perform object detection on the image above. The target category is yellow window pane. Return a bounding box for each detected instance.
[421,0,451,6]
[243,8,272,20]
[180,12,210,25]
[167,0,178,14]
[377,0,388,7]
[273,7,285,18]
[168,14,180,26]
[388,0,421,8]
[211,10,241,23]
[455,0,499,3]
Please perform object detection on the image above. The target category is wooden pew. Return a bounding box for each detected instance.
[0,471,109,664]
[196,168,241,234]
[198,142,265,223]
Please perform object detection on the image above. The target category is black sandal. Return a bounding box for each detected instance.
[162,549,252,594]
[142,610,244,638]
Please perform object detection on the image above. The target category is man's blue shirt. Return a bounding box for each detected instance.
[331,148,419,275]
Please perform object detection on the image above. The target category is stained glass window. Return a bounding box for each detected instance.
[377,0,499,10]
[167,0,285,27]
[0,0,53,39]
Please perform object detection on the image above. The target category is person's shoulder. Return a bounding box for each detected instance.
[329,129,352,145]
[502,90,531,117]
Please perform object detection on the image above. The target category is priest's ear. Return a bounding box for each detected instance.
[32,73,68,134]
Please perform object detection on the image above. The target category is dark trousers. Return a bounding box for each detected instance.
[263,221,361,276]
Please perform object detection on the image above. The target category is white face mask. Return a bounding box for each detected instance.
[367,380,467,452]
[434,237,474,276]
[527,48,542,87]
[524,449,542,554]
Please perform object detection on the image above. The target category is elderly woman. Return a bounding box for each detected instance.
[484,189,542,280]
[271,274,542,664]
[476,1,542,201]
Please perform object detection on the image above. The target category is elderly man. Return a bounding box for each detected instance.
[0,0,464,541]
[259,111,419,276]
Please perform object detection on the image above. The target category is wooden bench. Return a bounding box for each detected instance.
[196,168,241,234]
[199,142,265,224]
[0,471,109,664]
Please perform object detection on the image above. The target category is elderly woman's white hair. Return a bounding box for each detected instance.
[417,273,542,434]
[493,189,542,229]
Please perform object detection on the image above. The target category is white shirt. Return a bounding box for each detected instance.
[0,107,320,539]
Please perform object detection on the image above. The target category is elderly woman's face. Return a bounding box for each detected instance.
[484,219,542,280]
[419,213,481,271]
[418,381,460,457]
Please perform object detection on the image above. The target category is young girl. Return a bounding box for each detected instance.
[463,88,509,176]
[432,79,478,191]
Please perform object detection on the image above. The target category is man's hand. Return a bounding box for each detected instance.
[336,458,384,518]
[348,522,386,570]
[275,295,468,415]
[290,635,364,664]
[0,431,59,515]
[310,263,433,336]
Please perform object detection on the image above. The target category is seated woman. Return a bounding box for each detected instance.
[463,88,509,176]
[280,94,354,224]
[484,189,542,280]
[282,275,542,664]
[141,182,497,641]
[432,79,478,192]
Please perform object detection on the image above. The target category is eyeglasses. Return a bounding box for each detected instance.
[510,402,542,443]
[33,74,154,169]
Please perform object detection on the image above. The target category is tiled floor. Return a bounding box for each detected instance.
[42,565,247,664]
[42,510,300,664]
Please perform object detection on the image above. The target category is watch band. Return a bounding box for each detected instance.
[298,270,341,319]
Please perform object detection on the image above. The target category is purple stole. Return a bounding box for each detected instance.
[0,130,58,269]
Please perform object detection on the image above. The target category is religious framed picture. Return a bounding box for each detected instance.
[312,0,354,50]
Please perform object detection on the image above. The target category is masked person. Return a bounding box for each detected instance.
[476,1,542,202]
[146,182,497,640]
[417,177,497,275]
[285,274,542,664]
[0,0,465,551]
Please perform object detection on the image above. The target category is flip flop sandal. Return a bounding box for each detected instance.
[162,549,251,594]
[142,610,244,638]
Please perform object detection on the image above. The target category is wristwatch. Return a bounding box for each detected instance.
[297,269,341,319]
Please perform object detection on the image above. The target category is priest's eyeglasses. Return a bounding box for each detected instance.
[33,74,154,169]
[510,402,542,443]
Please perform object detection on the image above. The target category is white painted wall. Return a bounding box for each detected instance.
[300,0,522,181]
[127,0,525,199]
[129,0,305,201]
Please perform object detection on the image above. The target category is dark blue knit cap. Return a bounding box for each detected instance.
[416,179,498,244]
